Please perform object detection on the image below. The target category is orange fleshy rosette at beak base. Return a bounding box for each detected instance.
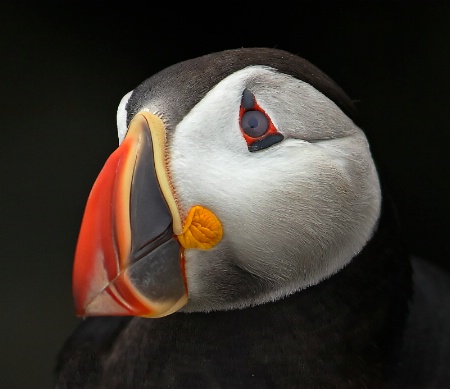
[73,111,223,319]
[177,206,223,250]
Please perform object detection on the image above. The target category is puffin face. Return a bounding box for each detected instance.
[73,48,381,317]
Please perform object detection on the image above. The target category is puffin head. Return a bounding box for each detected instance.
[73,48,381,318]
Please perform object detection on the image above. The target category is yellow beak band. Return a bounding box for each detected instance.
[177,205,223,250]
[137,113,222,251]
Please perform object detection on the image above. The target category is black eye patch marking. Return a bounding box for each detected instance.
[239,89,284,152]
[241,88,255,110]
[247,134,285,152]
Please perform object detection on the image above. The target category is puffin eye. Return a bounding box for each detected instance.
[241,110,269,138]
[239,88,284,152]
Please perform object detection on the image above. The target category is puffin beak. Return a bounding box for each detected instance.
[73,112,188,318]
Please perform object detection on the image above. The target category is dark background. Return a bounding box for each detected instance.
[1,2,449,388]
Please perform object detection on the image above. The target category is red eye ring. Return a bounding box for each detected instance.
[239,95,281,148]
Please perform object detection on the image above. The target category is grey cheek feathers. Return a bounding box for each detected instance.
[168,66,381,312]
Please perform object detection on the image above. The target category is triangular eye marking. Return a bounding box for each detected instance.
[239,89,284,152]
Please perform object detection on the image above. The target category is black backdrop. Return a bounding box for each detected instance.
[1,2,449,388]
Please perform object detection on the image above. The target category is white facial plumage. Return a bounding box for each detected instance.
[118,65,382,313]
[116,90,132,144]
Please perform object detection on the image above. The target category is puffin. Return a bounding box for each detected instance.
[55,47,450,389]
